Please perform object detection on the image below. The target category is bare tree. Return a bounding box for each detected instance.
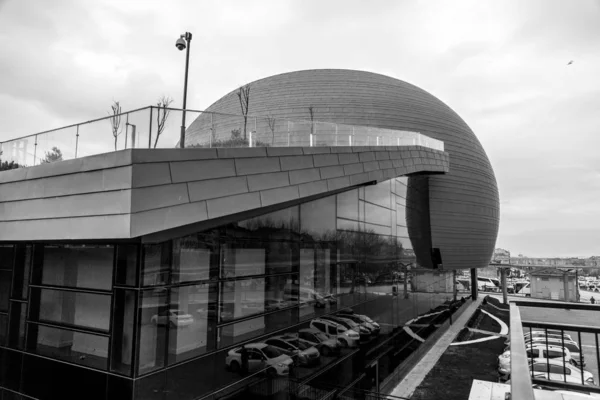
[266,115,277,145]
[237,84,251,140]
[154,96,173,148]
[308,105,315,135]
[109,101,123,151]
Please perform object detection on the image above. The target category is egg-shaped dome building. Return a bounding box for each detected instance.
[186,69,499,271]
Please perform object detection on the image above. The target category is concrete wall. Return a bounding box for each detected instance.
[185,69,499,270]
[0,146,448,241]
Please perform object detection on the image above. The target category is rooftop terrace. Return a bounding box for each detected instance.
[0,106,444,167]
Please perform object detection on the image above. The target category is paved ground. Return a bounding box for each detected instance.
[389,297,483,399]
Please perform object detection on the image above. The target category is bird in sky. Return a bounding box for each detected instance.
[567,60,574,65]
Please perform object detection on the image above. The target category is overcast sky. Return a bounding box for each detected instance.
[0,0,599,258]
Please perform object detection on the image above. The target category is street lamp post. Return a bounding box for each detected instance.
[175,32,192,148]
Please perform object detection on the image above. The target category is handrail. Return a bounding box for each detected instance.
[509,303,535,400]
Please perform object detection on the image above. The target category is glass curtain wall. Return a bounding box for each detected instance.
[132,177,443,400]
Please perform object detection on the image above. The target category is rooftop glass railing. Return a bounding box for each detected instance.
[0,106,444,167]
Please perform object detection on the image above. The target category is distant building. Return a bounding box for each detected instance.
[530,268,578,302]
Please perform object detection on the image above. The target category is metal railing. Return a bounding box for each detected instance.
[509,301,600,399]
[0,106,444,167]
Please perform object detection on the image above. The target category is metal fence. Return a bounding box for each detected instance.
[0,106,444,167]
[509,301,600,399]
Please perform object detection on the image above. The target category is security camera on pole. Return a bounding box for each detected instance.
[175,32,192,148]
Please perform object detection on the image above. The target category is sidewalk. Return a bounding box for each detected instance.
[389,296,483,399]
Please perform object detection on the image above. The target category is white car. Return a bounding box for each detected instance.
[225,343,294,376]
[151,309,193,327]
[498,344,573,380]
[310,318,360,348]
[265,335,321,366]
[529,358,595,386]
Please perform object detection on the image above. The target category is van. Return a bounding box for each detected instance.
[517,282,531,296]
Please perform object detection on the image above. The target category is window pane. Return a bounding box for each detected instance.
[36,289,111,331]
[0,245,14,270]
[221,246,265,278]
[41,245,114,290]
[110,290,136,376]
[0,314,7,346]
[220,278,265,323]
[218,309,294,348]
[142,242,171,287]
[168,283,215,364]
[29,324,108,370]
[173,236,211,283]
[11,245,31,300]
[365,180,391,209]
[116,244,138,286]
[238,206,300,240]
[365,202,392,226]
[138,289,167,374]
[337,189,358,220]
[0,270,11,312]
[300,196,336,238]
[8,302,26,349]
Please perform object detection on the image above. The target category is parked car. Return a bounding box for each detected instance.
[498,344,573,380]
[523,337,585,367]
[309,318,360,348]
[225,343,294,376]
[264,298,290,311]
[319,315,372,340]
[151,309,193,327]
[265,335,320,366]
[336,313,381,335]
[297,328,341,357]
[529,358,595,386]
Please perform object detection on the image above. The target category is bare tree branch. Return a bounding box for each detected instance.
[237,84,251,140]
[109,101,122,151]
[154,96,173,148]
[266,114,276,145]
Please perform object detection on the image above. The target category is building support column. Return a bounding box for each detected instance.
[453,269,457,301]
[500,267,508,305]
[563,272,569,302]
[470,268,478,300]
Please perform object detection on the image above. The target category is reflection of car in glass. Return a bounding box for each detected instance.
[529,358,595,386]
[319,315,372,340]
[265,335,320,366]
[309,318,360,348]
[264,298,290,311]
[225,343,293,376]
[316,292,337,305]
[297,328,341,357]
[151,309,193,327]
[336,313,380,335]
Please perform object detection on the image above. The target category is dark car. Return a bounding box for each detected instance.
[297,328,341,356]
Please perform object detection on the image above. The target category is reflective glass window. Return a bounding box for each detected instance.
[8,302,26,349]
[364,222,391,236]
[41,245,113,290]
[220,278,265,322]
[337,218,359,231]
[11,245,31,300]
[168,283,215,364]
[173,235,212,283]
[142,242,171,287]
[365,202,392,227]
[0,245,14,270]
[28,324,109,370]
[337,189,359,221]
[217,309,293,348]
[221,246,265,278]
[0,314,6,346]
[397,202,407,226]
[300,196,336,239]
[35,288,111,331]
[137,289,168,374]
[0,271,10,312]
[238,206,300,240]
[365,180,392,209]
[115,244,138,287]
[110,290,136,375]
